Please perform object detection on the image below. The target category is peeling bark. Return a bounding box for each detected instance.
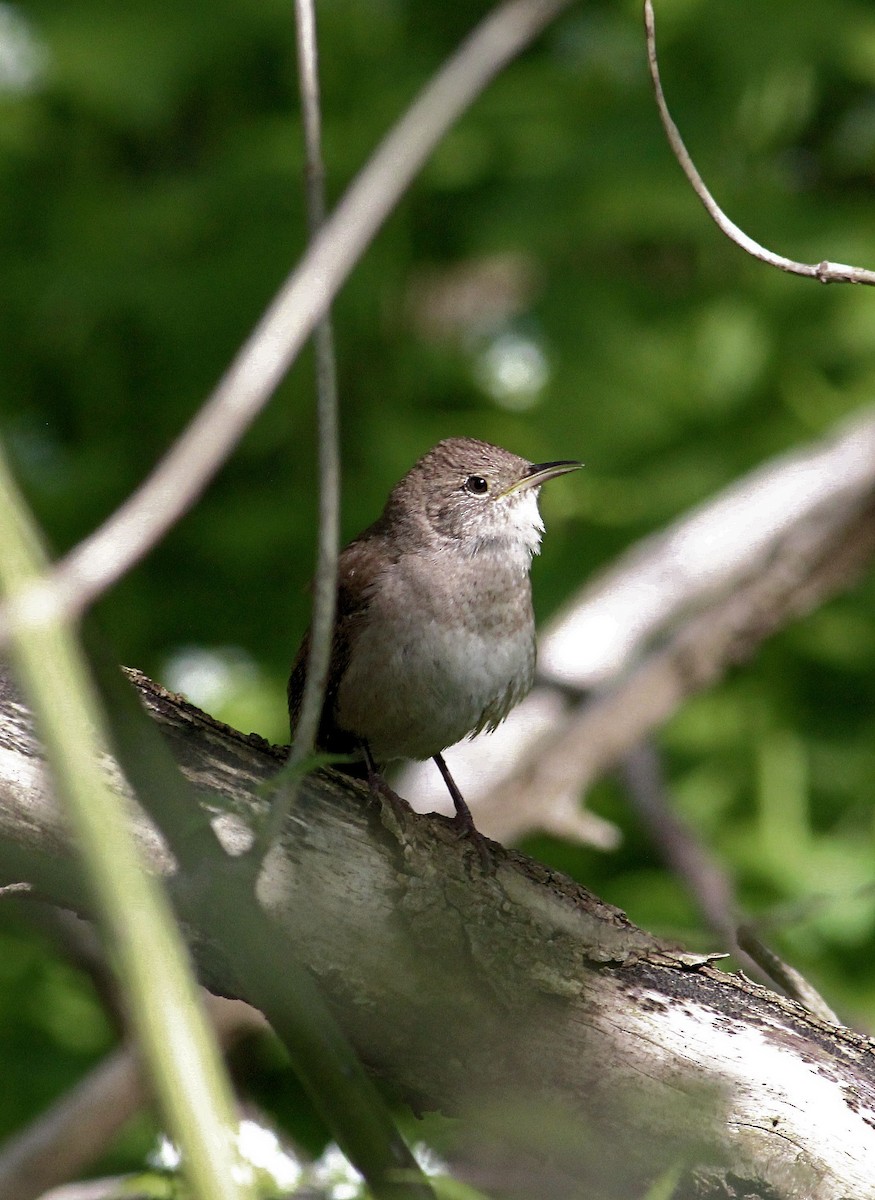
[0,666,873,1199]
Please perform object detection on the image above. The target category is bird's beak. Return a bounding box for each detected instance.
[500,459,583,497]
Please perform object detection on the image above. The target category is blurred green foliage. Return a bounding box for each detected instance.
[2,0,875,1179]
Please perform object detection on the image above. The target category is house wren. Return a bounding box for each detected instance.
[288,437,581,852]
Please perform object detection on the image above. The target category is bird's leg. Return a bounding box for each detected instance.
[361,741,412,824]
[433,752,492,870]
[433,752,476,831]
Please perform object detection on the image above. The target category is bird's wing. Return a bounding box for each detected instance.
[287,530,389,755]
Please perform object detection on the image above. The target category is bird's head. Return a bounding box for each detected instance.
[386,437,581,560]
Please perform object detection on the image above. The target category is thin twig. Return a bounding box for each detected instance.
[736,926,841,1024]
[620,744,772,986]
[644,0,875,286]
[0,0,574,646]
[259,0,340,853]
[621,744,737,939]
[18,905,127,1037]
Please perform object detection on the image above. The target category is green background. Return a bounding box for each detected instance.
[2,0,875,1177]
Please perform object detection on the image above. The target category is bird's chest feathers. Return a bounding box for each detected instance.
[336,546,536,761]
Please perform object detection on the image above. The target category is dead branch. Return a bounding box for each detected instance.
[644,0,875,285]
[0,668,873,1199]
[477,488,875,836]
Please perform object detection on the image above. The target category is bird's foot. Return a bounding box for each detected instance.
[366,765,413,825]
[449,804,494,872]
[359,740,413,824]
[434,752,493,872]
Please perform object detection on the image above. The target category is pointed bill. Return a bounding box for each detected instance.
[501,459,582,497]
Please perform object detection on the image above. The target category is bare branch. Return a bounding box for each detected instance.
[736,926,841,1026]
[621,748,846,1004]
[644,0,875,286]
[261,0,340,851]
[616,744,826,998]
[620,746,745,946]
[540,409,875,689]
[0,0,575,646]
[0,881,32,898]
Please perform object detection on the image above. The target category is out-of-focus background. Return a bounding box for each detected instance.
[2,0,875,1179]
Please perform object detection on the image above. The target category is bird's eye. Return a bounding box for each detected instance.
[464,475,489,495]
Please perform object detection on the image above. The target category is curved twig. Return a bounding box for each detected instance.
[644,0,875,286]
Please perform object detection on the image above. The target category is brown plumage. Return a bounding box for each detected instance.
[288,437,581,845]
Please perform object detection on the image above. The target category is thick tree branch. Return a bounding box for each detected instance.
[541,408,875,689]
[84,640,433,1200]
[0,668,873,1199]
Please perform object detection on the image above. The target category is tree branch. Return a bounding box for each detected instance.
[85,640,434,1200]
[478,488,875,835]
[644,0,875,285]
[0,668,873,1200]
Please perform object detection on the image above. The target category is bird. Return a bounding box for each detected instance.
[288,436,581,855]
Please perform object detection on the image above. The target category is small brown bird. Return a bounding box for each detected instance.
[288,437,580,848]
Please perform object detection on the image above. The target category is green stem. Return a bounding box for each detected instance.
[0,446,252,1200]
[89,639,436,1200]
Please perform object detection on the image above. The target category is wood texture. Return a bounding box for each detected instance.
[0,667,873,1199]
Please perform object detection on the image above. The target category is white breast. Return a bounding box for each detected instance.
[336,544,536,762]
